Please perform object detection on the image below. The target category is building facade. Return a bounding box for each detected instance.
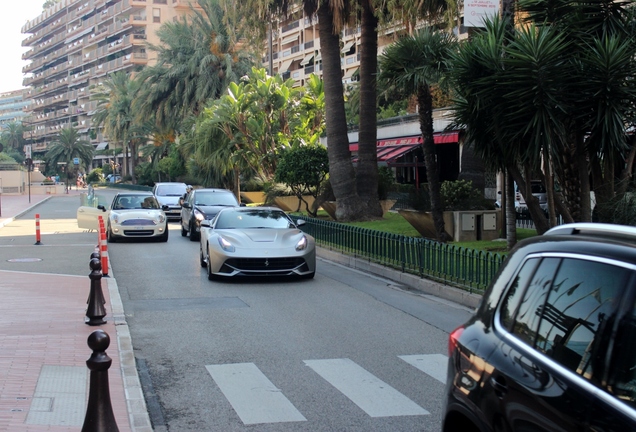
[269,6,468,88]
[0,90,31,131]
[21,0,200,156]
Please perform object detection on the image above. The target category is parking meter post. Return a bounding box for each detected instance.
[86,258,107,326]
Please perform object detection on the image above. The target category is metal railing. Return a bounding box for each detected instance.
[292,217,504,293]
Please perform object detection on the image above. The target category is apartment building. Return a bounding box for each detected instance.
[0,90,31,131]
[21,0,200,156]
[269,7,468,88]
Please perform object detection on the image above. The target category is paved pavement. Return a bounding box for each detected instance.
[0,189,152,432]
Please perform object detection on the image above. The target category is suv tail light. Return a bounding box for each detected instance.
[448,325,464,357]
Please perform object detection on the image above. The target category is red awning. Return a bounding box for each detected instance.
[349,131,460,151]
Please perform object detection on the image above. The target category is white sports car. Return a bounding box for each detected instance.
[77,191,168,242]
[199,207,316,280]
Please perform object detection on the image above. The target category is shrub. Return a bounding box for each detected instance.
[441,180,494,211]
[86,168,104,184]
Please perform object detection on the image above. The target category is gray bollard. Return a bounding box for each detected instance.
[86,257,107,326]
[82,330,119,432]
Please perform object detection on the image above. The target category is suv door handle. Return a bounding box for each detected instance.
[491,375,508,398]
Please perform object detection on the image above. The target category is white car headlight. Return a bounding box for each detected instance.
[218,236,235,252]
[194,208,205,221]
[111,214,119,224]
[296,235,308,251]
[157,214,166,223]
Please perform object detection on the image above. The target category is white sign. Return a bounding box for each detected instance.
[25,145,32,158]
[464,0,500,27]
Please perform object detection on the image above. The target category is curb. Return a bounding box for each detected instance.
[316,247,482,310]
[0,196,53,229]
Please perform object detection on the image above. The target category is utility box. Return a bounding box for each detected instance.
[451,210,501,241]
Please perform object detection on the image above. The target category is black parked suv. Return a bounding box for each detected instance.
[444,223,636,432]
[180,188,242,241]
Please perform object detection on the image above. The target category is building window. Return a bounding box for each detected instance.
[153,8,161,23]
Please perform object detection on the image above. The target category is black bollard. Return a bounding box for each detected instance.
[86,257,107,326]
[82,330,119,432]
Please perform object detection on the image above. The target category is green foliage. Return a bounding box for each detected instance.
[0,153,18,164]
[274,145,329,216]
[377,167,395,200]
[441,180,495,211]
[200,68,326,183]
[593,192,636,226]
[86,168,104,184]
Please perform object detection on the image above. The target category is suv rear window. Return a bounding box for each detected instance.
[500,256,630,380]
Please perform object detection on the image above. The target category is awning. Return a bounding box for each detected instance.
[342,41,355,53]
[315,53,321,62]
[343,68,359,80]
[349,131,461,151]
[278,58,293,72]
[281,34,299,45]
[300,53,314,66]
[65,26,94,44]
[351,144,420,164]
[95,142,108,151]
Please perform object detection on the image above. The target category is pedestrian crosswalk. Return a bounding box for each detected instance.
[206,354,448,426]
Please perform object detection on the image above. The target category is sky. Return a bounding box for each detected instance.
[1,0,49,94]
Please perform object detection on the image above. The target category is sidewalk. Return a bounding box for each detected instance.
[0,190,152,432]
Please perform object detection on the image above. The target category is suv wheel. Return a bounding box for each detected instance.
[189,220,200,242]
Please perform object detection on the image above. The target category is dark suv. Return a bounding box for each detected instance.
[444,223,636,432]
[180,188,241,241]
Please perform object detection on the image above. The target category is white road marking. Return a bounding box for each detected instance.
[304,358,429,417]
[206,363,306,425]
[399,354,448,384]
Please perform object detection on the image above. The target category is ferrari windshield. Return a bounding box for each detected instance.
[215,209,295,229]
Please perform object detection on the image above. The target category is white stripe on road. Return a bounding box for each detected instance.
[206,363,306,425]
[304,358,429,417]
[399,354,448,384]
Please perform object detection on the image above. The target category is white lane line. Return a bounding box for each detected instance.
[399,354,448,384]
[206,363,306,425]
[304,358,428,417]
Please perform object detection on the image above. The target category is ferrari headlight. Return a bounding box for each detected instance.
[218,236,235,252]
[194,208,205,221]
[295,235,308,251]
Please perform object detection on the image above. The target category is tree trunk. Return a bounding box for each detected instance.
[576,135,592,222]
[508,164,550,234]
[317,2,365,221]
[417,85,451,242]
[505,170,517,249]
[356,0,382,218]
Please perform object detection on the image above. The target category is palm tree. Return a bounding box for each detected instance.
[134,0,253,126]
[1,122,26,153]
[450,5,636,234]
[91,71,142,183]
[355,0,382,217]
[379,28,457,241]
[46,127,94,187]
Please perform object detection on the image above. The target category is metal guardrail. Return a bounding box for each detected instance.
[292,216,505,293]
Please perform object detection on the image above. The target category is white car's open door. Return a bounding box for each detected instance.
[76,206,107,231]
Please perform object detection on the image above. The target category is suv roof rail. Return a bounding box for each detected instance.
[545,222,636,239]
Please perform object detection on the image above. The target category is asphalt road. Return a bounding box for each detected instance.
[9,190,473,431]
[85,188,473,432]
